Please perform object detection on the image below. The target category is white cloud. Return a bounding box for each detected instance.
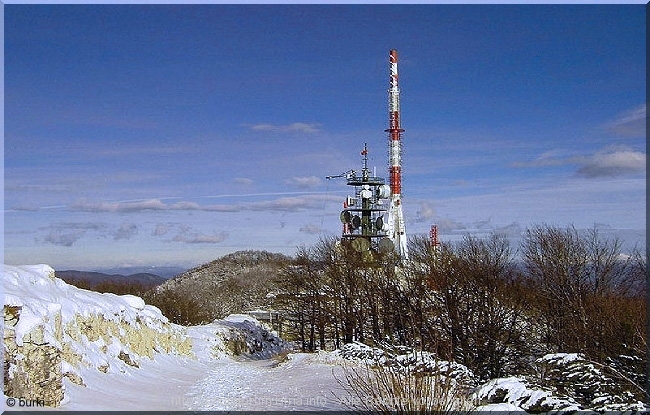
[233,177,254,186]
[435,217,467,233]
[38,222,108,247]
[39,221,140,246]
[299,223,322,235]
[152,223,175,236]
[513,146,646,179]
[5,183,74,192]
[70,194,341,214]
[604,104,646,138]
[246,122,322,133]
[495,222,523,237]
[575,147,646,178]
[113,222,138,240]
[474,218,493,229]
[414,176,645,234]
[415,201,436,223]
[170,201,201,210]
[42,228,86,247]
[73,198,168,212]
[172,227,228,244]
[286,122,322,133]
[246,195,337,212]
[285,176,322,189]
[510,150,569,168]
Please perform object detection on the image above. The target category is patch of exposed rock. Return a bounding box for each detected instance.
[3,265,192,407]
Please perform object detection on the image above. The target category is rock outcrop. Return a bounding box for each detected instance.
[3,264,193,407]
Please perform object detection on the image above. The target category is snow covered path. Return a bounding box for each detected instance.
[3,264,355,411]
[59,354,212,410]
[59,352,353,411]
[187,353,352,411]
[57,317,355,412]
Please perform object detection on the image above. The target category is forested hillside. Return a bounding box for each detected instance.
[143,250,290,325]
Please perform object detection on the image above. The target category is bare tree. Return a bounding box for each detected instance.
[522,224,646,362]
[406,233,530,380]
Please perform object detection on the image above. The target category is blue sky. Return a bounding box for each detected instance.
[4,4,646,270]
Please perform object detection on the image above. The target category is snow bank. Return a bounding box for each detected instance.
[336,343,647,413]
[218,314,292,359]
[57,315,292,411]
[471,376,582,412]
[187,314,291,361]
[536,352,648,412]
[3,264,193,407]
[3,264,293,409]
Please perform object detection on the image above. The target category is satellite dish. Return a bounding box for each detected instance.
[360,189,373,199]
[340,210,352,224]
[375,216,384,231]
[352,237,370,252]
[377,185,391,199]
[351,215,361,230]
[379,238,394,254]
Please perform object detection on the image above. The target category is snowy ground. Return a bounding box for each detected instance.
[58,353,352,411]
[4,332,354,411]
[34,317,354,411]
[5,265,645,412]
[60,335,352,411]
[186,352,351,411]
[2,264,355,411]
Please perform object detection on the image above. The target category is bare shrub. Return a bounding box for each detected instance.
[143,289,212,326]
[336,358,476,414]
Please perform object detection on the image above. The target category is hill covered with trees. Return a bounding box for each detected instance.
[143,250,291,326]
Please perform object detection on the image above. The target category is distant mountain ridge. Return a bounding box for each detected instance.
[56,270,167,289]
[95,266,186,279]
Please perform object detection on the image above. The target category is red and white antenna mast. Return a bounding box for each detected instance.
[386,49,408,260]
[430,224,441,250]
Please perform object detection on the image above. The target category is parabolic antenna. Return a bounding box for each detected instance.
[379,237,394,254]
[351,215,361,230]
[352,237,371,252]
[375,216,384,231]
[377,184,391,199]
[340,210,352,224]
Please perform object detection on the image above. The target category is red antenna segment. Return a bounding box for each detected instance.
[385,49,408,260]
